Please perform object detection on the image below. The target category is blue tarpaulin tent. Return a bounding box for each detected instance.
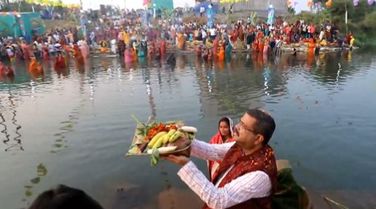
[194,2,219,16]
[152,0,174,10]
[0,12,45,42]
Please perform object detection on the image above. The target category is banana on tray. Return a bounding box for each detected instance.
[127,118,197,166]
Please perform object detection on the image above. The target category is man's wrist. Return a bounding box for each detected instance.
[178,161,195,176]
[178,157,190,166]
[182,159,189,166]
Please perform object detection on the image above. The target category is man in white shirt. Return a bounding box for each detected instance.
[209,28,216,40]
[202,28,208,45]
[164,108,277,209]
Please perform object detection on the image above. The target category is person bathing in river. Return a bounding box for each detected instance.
[208,117,235,182]
[164,108,278,209]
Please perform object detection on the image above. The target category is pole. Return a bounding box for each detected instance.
[345,0,348,34]
[153,3,156,18]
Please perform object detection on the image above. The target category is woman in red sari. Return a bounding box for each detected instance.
[207,117,234,181]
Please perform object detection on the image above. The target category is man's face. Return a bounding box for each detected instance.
[234,113,259,150]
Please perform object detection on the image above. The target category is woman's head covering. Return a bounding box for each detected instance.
[218,116,234,137]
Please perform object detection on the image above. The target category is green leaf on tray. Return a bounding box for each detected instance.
[150,148,160,166]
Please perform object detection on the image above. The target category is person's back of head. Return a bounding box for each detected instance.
[28,185,104,209]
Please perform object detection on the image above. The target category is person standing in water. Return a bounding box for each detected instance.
[208,117,235,181]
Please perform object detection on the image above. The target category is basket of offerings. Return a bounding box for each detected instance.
[126,116,197,166]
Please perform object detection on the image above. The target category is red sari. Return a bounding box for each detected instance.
[207,132,235,181]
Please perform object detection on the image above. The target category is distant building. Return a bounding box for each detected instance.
[219,0,288,17]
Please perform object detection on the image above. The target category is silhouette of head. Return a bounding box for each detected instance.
[28,185,104,209]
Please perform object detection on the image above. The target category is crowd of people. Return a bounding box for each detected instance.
[0,7,356,81]
[0,6,354,209]
[0,10,311,208]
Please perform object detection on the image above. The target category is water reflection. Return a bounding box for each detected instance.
[54,66,69,78]
[0,51,371,153]
[335,63,342,86]
[22,163,48,206]
[28,67,45,81]
[112,168,201,209]
[1,50,375,209]
[142,68,156,122]
[263,67,271,96]
[0,113,10,143]
[50,103,82,153]
[1,89,23,152]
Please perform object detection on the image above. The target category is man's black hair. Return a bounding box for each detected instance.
[246,108,276,145]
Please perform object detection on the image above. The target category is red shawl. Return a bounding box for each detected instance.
[208,132,235,181]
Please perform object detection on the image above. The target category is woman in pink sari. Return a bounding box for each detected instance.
[207,117,234,181]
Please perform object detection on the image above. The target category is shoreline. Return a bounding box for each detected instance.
[90,43,356,57]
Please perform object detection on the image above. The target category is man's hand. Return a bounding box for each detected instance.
[163,154,190,166]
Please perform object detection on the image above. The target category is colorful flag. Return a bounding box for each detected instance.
[267,4,275,25]
[307,0,313,8]
[325,0,332,7]
[287,0,293,8]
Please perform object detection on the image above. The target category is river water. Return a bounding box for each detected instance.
[1,50,375,209]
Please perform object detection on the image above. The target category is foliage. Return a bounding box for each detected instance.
[66,12,78,22]
[161,8,173,20]
[287,0,376,46]
[287,7,296,15]
[248,11,257,25]
[361,10,376,32]
[182,15,207,25]
[25,0,79,8]
[327,0,376,45]
[286,10,331,26]
[44,19,77,31]
[1,0,79,12]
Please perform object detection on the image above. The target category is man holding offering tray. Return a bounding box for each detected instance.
[164,108,278,209]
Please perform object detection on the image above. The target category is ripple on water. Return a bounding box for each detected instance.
[1,52,376,209]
